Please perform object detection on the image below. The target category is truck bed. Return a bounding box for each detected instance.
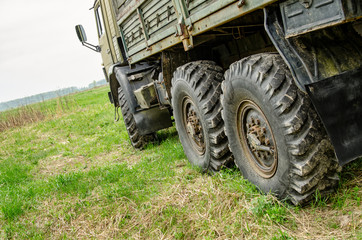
[113,0,277,64]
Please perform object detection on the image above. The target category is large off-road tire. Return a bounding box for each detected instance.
[118,87,155,149]
[221,53,340,205]
[171,61,233,172]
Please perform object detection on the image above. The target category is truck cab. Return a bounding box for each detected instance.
[93,0,123,81]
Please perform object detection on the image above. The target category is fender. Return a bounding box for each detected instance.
[114,63,155,113]
[108,62,153,108]
[113,63,173,135]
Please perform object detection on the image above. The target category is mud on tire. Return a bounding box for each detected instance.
[171,61,233,172]
[118,87,155,149]
[221,53,340,205]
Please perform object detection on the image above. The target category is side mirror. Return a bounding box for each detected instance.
[74,24,101,52]
[75,25,87,43]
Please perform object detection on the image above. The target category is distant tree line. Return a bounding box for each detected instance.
[0,79,107,112]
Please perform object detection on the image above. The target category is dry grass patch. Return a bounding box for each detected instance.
[110,144,142,168]
[22,195,119,239]
[34,144,141,178]
[19,169,269,239]
[9,160,361,240]
[0,106,45,132]
[291,207,361,240]
[35,155,90,177]
[122,171,361,240]
[0,95,78,133]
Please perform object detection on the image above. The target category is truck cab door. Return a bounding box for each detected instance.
[95,2,114,75]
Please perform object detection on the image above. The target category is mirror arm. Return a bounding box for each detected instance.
[82,42,101,52]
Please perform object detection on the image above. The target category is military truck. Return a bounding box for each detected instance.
[76,0,362,205]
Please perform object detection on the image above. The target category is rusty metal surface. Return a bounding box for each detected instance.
[161,51,191,98]
[182,96,206,155]
[238,100,277,179]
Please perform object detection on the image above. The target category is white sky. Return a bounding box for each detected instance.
[0,0,105,103]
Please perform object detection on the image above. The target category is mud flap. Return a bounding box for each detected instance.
[134,107,172,135]
[115,63,173,136]
[306,68,362,166]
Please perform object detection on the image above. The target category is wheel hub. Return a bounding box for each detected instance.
[238,100,277,178]
[182,97,205,155]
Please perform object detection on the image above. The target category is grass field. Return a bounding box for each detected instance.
[0,86,360,239]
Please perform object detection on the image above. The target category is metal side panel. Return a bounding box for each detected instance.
[141,0,177,41]
[189,0,236,23]
[126,0,277,63]
[120,11,145,53]
[280,0,345,38]
[280,0,362,38]
[188,0,215,16]
[306,68,362,166]
[114,0,127,9]
[118,0,180,59]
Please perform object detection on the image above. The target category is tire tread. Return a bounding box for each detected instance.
[222,53,340,205]
[172,61,233,171]
[118,87,155,149]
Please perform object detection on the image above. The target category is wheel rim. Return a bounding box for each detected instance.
[182,96,206,156]
[237,100,277,178]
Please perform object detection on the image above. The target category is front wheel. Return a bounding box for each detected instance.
[221,54,340,205]
[118,87,155,149]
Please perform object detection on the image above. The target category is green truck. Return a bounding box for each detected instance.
[76,0,362,205]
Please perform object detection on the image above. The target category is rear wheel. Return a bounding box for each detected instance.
[118,87,155,149]
[171,61,233,172]
[221,53,340,205]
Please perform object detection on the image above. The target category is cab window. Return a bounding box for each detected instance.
[95,6,104,37]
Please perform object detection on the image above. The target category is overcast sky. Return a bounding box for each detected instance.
[0,0,104,103]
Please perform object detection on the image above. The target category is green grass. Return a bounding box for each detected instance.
[0,86,360,239]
